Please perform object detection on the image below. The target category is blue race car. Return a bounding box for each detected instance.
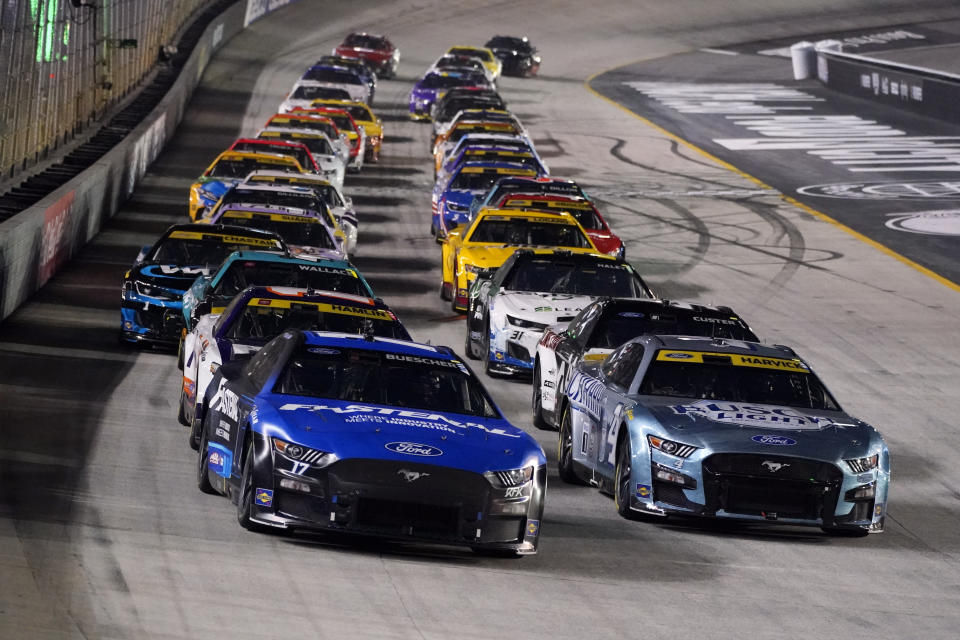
[120,224,286,345]
[432,162,540,239]
[181,250,374,330]
[557,336,889,535]
[196,331,547,555]
[409,70,489,120]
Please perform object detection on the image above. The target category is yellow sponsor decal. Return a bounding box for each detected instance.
[459,167,534,175]
[248,298,392,320]
[221,211,321,223]
[260,131,322,140]
[211,306,226,314]
[505,199,592,210]
[465,150,531,157]
[656,350,809,372]
[167,230,280,247]
[582,353,608,362]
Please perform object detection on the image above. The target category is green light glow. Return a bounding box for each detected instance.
[30,0,68,63]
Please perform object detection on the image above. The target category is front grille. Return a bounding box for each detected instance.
[356,498,460,537]
[134,307,184,338]
[703,454,842,521]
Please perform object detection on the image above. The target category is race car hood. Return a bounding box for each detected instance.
[131,261,213,295]
[459,245,516,270]
[636,397,878,460]
[443,189,482,209]
[260,396,546,473]
[498,292,594,322]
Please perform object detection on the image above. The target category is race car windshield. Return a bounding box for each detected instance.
[639,357,840,410]
[209,158,293,178]
[322,114,355,132]
[259,133,334,156]
[450,172,503,191]
[231,143,312,170]
[221,217,336,250]
[468,219,591,247]
[343,34,386,49]
[150,238,276,266]
[214,262,368,298]
[274,348,499,418]
[291,86,352,101]
[506,202,600,229]
[587,312,758,349]
[218,189,325,214]
[420,74,475,89]
[450,48,492,62]
[342,105,372,121]
[269,119,338,138]
[503,260,648,297]
[302,68,364,84]
[226,306,406,343]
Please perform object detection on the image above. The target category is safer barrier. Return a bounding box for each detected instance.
[816,49,960,122]
[0,0,295,322]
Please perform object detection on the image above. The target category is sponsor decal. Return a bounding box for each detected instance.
[673,400,832,430]
[385,442,443,457]
[525,519,540,537]
[39,191,75,283]
[751,434,798,446]
[874,504,884,516]
[280,403,520,438]
[207,443,233,478]
[566,371,606,420]
[692,316,740,325]
[656,350,808,372]
[210,379,241,422]
[255,488,274,506]
[308,347,341,355]
[397,468,431,482]
[664,352,694,359]
[885,210,960,236]
[504,486,524,499]
[246,298,393,320]
[797,181,960,200]
[636,484,652,498]
[384,353,461,368]
[244,0,292,27]
[619,311,645,318]
[215,419,231,440]
[761,460,791,473]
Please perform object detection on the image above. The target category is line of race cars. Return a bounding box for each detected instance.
[411,38,890,539]
[116,31,889,557]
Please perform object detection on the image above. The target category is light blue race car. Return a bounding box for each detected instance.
[556,335,889,536]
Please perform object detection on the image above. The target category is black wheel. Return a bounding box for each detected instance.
[177,383,190,426]
[481,321,497,377]
[188,408,203,451]
[237,440,270,533]
[439,278,451,301]
[614,433,636,519]
[557,408,585,484]
[176,337,185,371]
[196,421,216,495]
[531,364,550,430]
[464,320,479,360]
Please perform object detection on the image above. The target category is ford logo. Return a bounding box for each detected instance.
[752,434,797,446]
[385,442,443,457]
[665,352,693,359]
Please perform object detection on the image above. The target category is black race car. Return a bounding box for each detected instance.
[484,36,540,77]
[532,297,759,429]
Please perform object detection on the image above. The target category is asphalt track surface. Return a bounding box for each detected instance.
[3,1,960,638]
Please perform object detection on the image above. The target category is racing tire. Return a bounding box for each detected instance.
[188,408,203,451]
[177,385,190,427]
[481,321,499,377]
[614,433,637,520]
[237,440,271,533]
[557,408,586,484]
[439,278,451,301]
[176,337,184,371]
[531,364,550,430]
[196,421,216,495]
[464,323,479,360]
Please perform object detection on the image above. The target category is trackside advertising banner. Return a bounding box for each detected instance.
[244,0,295,27]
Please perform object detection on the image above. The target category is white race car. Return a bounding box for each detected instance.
[463,248,652,376]
[257,127,346,189]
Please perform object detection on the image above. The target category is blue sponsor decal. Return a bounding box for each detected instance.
[255,488,274,507]
[525,519,540,537]
[206,443,233,478]
[619,311,645,318]
[751,434,797,446]
[385,442,443,457]
[636,483,652,498]
[308,347,341,355]
[664,352,693,359]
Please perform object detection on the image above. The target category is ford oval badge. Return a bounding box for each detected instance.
[385,442,443,456]
[752,434,797,446]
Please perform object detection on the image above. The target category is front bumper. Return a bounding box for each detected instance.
[631,450,885,533]
[249,457,546,553]
[121,299,185,345]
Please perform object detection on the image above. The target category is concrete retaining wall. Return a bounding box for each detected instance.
[0,0,295,322]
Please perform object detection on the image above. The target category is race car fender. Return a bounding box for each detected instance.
[535,335,562,415]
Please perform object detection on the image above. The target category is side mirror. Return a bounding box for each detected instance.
[135,246,151,263]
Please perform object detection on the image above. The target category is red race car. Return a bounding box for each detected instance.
[498,193,625,259]
[227,138,321,173]
[333,33,399,79]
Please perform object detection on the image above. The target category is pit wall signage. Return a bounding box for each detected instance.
[244,0,294,27]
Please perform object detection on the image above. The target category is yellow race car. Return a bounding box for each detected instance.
[309,99,383,162]
[440,208,597,312]
[188,151,304,221]
[445,45,502,80]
